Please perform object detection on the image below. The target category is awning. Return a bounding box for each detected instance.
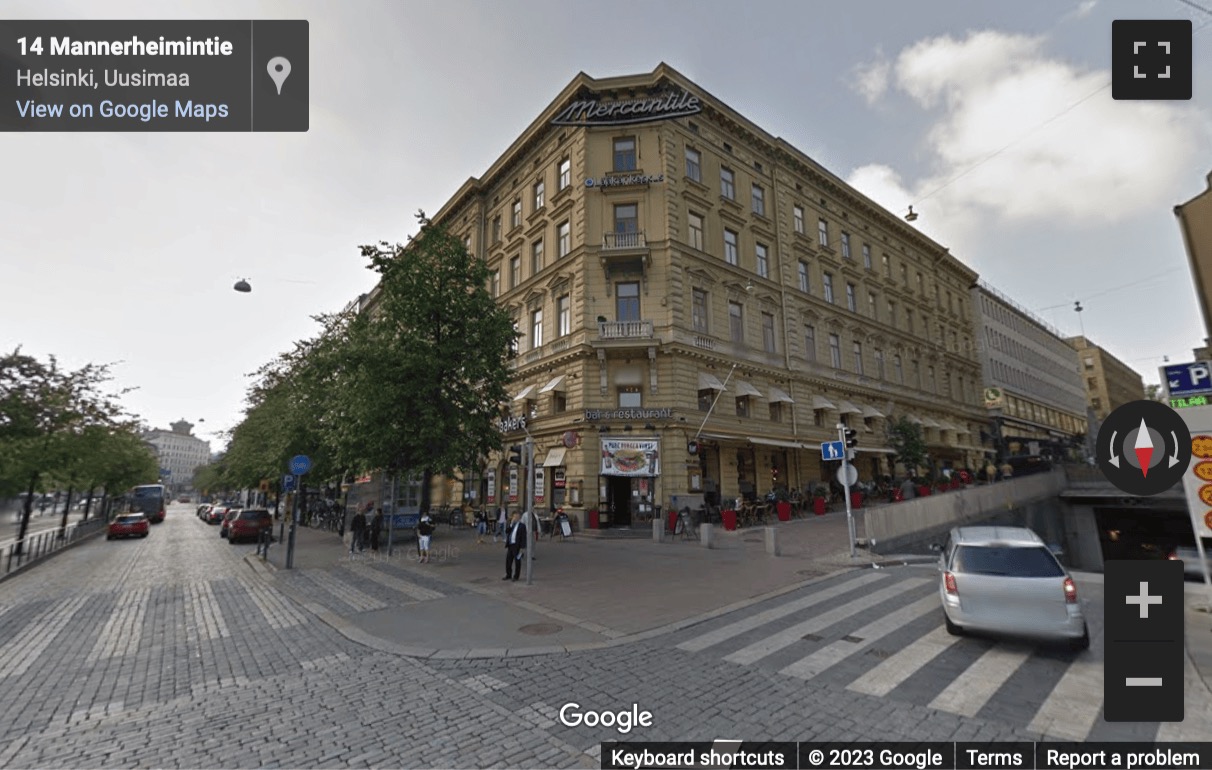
[542,447,567,467]
[812,396,836,410]
[733,381,763,398]
[906,415,923,424]
[939,421,960,432]
[861,405,886,419]
[539,375,566,393]
[767,387,795,404]
[955,424,972,434]
[836,400,863,415]
[698,372,727,391]
[749,436,803,449]
[512,384,536,401]
[854,446,897,454]
[698,432,741,443]
[921,417,942,428]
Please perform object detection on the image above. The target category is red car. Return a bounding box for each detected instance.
[108,513,150,540]
[227,509,274,543]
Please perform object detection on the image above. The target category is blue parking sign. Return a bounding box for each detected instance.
[282,474,296,492]
[1164,362,1212,397]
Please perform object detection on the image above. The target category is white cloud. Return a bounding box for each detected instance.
[851,55,891,104]
[1070,0,1098,20]
[846,30,1209,255]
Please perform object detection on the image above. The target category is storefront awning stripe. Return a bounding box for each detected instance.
[734,380,763,398]
[861,405,886,419]
[512,384,537,401]
[812,396,836,410]
[542,447,567,467]
[767,387,795,403]
[836,400,863,415]
[698,372,727,391]
[539,375,566,393]
[748,436,803,449]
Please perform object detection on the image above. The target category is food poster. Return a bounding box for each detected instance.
[600,439,660,476]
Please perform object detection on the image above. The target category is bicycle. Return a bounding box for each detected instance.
[674,509,698,541]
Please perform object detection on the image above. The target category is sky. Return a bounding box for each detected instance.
[3,0,1211,450]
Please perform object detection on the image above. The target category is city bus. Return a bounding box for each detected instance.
[129,484,168,523]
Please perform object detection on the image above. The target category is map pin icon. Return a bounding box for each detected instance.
[267,57,291,95]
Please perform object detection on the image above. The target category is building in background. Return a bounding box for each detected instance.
[1176,170,1212,349]
[1066,336,1145,451]
[142,420,211,495]
[360,63,991,529]
[972,282,1088,462]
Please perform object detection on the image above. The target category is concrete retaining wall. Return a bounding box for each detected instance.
[865,471,1067,552]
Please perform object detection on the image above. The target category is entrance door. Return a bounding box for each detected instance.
[607,476,632,527]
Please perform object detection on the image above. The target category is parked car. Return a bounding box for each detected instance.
[108,513,150,540]
[1169,540,1212,580]
[206,505,229,524]
[933,525,1088,650]
[219,508,242,538]
[197,503,211,519]
[228,509,274,543]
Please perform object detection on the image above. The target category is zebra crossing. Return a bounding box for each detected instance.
[669,566,1203,741]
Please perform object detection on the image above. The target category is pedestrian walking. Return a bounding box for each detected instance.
[475,510,488,544]
[417,513,435,563]
[350,506,367,553]
[494,505,507,543]
[503,512,525,581]
[369,508,383,552]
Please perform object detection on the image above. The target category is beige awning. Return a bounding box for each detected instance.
[767,387,795,404]
[812,396,836,410]
[836,400,863,415]
[938,420,960,432]
[922,417,942,428]
[539,375,566,393]
[512,384,536,401]
[854,446,897,454]
[956,425,972,434]
[698,372,727,391]
[542,447,567,467]
[733,381,763,398]
[907,415,924,424]
[748,436,803,449]
[861,405,886,419]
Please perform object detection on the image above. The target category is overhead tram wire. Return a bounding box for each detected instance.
[1035,267,1188,312]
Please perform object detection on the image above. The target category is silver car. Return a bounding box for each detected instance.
[934,526,1089,650]
[1170,541,1212,580]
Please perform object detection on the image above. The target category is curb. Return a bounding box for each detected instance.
[0,523,108,585]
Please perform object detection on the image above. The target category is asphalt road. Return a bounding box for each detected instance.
[0,502,1206,769]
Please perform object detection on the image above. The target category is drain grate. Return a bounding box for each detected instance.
[866,648,893,660]
[518,623,563,636]
[842,635,864,643]
[802,633,823,642]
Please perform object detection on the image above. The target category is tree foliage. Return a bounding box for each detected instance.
[887,416,928,475]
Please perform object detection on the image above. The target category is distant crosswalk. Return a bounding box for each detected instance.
[671,568,1145,741]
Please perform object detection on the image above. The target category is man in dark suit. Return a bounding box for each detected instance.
[503,512,525,581]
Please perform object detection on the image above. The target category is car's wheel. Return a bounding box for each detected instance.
[944,612,964,636]
[106,535,113,540]
[1069,623,1090,652]
[141,532,148,538]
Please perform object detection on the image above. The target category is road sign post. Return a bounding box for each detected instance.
[526,436,535,585]
[285,455,311,570]
[838,425,857,558]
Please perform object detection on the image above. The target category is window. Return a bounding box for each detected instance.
[735,395,750,418]
[853,341,863,375]
[558,221,570,257]
[863,244,872,270]
[755,244,769,278]
[894,354,903,384]
[762,313,776,353]
[510,256,521,288]
[613,203,638,246]
[698,389,715,411]
[868,292,877,320]
[901,264,908,285]
[798,261,809,292]
[490,270,500,297]
[917,272,924,294]
[769,402,782,422]
[829,333,842,368]
[794,205,805,234]
[804,325,816,361]
[492,215,502,244]
[724,229,739,265]
[617,282,640,322]
[509,320,520,357]
[947,291,954,313]
[906,310,914,334]
[688,213,704,250]
[533,180,545,210]
[613,137,636,171]
[618,386,641,408]
[751,185,765,216]
[823,273,834,303]
[846,283,856,312]
[692,289,708,332]
[511,199,522,229]
[912,359,920,388]
[554,392,567,413]
[464,234,472,253]
[531,240,543,275]
[720,167,735,199]
[685,147,701,183]
[558,158,571,190]
[557,294,570,337]
[818,218,829,247]
[531,308,543,349]
[729,301,744,343]
[883,254,891,278]
[875,349,885,379]
[841,232,851,259]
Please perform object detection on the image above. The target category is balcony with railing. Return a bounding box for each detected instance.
[598,319,654,339]
[603,232,647,250]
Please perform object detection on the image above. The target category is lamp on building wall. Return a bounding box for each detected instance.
[745,278,755,292]
[905,206,918,222]
[233,278,252,293]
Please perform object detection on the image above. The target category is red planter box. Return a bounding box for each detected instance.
[722,509,738,530]
[588,509,599,529]
[850,491,863,509]
[917,485,931,497]
[813,498,826,515]
[776,501,792,521]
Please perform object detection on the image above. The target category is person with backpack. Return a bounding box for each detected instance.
[350,506,367,554]
[417,512,435,563]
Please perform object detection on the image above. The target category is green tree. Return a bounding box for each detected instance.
[1144,383,1167,403]
[887,416,928,477]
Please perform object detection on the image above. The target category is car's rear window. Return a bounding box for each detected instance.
[952,545,1063,577]
[116,515,144,524]
[239,511,268,520]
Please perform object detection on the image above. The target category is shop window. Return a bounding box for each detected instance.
[618,386,641,408]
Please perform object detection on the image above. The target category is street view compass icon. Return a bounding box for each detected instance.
[1096,399,1192,495]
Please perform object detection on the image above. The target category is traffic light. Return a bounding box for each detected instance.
[844,428,858,448]
[508,445,523,465]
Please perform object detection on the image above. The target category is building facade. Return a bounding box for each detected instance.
[1176,171,1212,348]
[1066,336,1145,428]
[142,420,210,494]
[972,282,1088,461]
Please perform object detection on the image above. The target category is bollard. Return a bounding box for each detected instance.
[700,522,713,549]
[652,518,662,543]
[765,526,779,557]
